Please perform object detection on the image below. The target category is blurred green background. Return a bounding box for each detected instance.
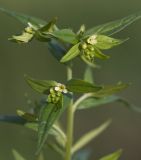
[0,0,141,159]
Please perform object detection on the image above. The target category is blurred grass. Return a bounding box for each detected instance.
[0,0,141,159]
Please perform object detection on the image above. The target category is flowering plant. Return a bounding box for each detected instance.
[0,7,141,160]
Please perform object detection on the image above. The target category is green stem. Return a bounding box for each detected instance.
[65,64,74,160]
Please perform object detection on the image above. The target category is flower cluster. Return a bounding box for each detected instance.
[47,83,68,104]
[80,35,97,62]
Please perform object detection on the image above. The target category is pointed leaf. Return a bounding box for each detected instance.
[94,47,110,59]
[39,17,57,33]
[25,122,66,147]
[93,82,129,97]
[37,96,64,154]
[0,7,46,28]
[85,11,141,36]
[66,79,102,93]
[77,94,141,111]
[25,75,57,94]
[95,35,125,50]
[77,95,120,110]
[72,120,111,154]
[50,29,78,44]
[99,149,122,160]
[12,149,26,160]
[60,43,80,63]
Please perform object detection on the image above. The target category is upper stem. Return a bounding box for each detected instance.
[65,63,74,160]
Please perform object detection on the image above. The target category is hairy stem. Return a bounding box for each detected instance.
[65,64,74,160]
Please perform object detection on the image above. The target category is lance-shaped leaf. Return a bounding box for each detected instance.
[77,95,120,110]
[95,35,126,50]
[66,79,102,93]
[25,122,66,148]
[60,43,80,63]
[85,11,141,36]
[99,149,122,160]
[37,96,64,154]
[12,149,26,160]
[39,17,57,33]
[77,95,141,111]
[25,75,57,94]
[93,47,110,59]
[72,120,111,154]
[93,82,129,98]
[50,29,78,44]
[0,7,46,28]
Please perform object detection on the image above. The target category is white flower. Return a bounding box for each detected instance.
[87,35,97,45]
[54,83,68,94]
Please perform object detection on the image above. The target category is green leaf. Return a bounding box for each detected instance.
[66,79,102,93]
[99,149,122,160]
[72,120,111,154]
[9,32,34,43]
[93,82,129,98]
[25,75,57,94]
[77,95,120,110]
[85,11,141,36]
[50,29,78,44]
[0,7,46,28]
[60,43,80,63]
[94,47,110,60]
[25,122,66,148]
[77,94,141,111]
[84,66,94,83]
[12,149,26,160]
[17,110,37,122]
[39,17,57,33]
[95,35,125,50]
[37,96,64,154]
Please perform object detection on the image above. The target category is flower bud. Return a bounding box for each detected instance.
[80,42,88,50]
